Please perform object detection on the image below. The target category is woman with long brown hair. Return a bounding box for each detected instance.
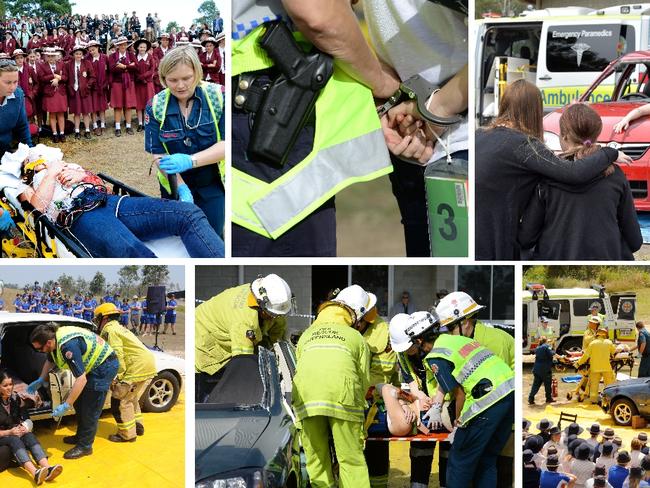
[475,79,631,260]
[518,103,641,260]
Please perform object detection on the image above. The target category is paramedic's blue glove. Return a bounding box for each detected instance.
[0,210,15,231]
[27,378,45,395]
[52,402,71,419]
[178,184,194,204]
[159,154,193,174]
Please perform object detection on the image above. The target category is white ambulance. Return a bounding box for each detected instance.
[475,4,650,122]
[522,284,637,354]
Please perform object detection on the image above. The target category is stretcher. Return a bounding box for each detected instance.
[367,432,450,442]
[0,172,190,258]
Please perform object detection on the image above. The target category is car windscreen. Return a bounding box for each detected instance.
[200,354,265,408]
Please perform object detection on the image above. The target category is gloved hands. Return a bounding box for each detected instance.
[52,402,71,419]
[422,402,443,430]
[178,184,194,204]
[159,153,193,174]
[26,377,45,395]
[0,210,15,231]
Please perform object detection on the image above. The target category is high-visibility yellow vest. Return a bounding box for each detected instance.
[150,81,225,192]
[52,326,113,373]
[231,25,392,239]
[424,334,514,427]
[100,320,157,383]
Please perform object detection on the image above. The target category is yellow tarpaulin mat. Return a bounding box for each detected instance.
[0,393,185,487]
[525,401,643,450]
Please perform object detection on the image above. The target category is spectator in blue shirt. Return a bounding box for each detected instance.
[163,294,177,335]
[529,336,556,405]
[129,296,141,333]
[540,454,575,487]
[609,450,631,488]
[633,321,650,377]
[523,449,540,488]
[119,300,130,326]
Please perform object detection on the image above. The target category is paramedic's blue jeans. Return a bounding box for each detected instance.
[70,195,224,257]
[446,392,514,488]
[389,150,468,257]
[74,357,118,450]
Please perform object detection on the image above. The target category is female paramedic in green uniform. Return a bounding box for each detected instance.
[420,321,515,487]
[145,45,225,237]
[27,323,118,460]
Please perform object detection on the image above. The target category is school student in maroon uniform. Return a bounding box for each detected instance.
[2,32,17,55]
[37,47,68,142]
[65,45,96,139]
[12,49,37,120]
[26,33,42,52]
[216,33,225,85]
[152,33,171,94]
[199,37,221,83]
[133,39,154,132]
[86,40,109,136]
[26,49,43,128]
[108,36,137,136]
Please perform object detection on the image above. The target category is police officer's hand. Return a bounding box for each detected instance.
[159,153,193,174]
[0,210,15,231]
[52,402,71,419]
[26,377,45,395]
[178,184,194,204]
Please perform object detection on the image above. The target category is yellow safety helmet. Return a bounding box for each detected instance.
[93,302,120,319]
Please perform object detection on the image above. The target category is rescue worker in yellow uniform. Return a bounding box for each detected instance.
[417,317,515,487]
[352,288,397,488]
[588,303,607,327]
[576,327,616,403]
[293,284,373,488]
[583,316,601,350]
[195,273,292,402]
[27,323,118,459]
[436,291,515,368]
[94,303,157,442]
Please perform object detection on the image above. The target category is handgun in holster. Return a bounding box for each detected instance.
[247,21,333,166]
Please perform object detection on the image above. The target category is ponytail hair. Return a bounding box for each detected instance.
[559,103,603,160]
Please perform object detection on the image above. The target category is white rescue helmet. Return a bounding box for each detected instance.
[389,311,440,352]
[436,291,485,327]
[251,274,293,317]
[333,284,377,323]
[389,313,413,352]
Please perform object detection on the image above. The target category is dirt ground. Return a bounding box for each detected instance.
[42,112,407,256]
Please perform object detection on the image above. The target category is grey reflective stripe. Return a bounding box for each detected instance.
[303,344,353,357]
[250,129,390,235]
[455,349,494,384]
[294,401,365,415]
[429,347,454,357]
[233,1,286,40]
[458,377,515,426]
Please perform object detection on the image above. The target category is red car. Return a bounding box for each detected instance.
[543,51,650,211]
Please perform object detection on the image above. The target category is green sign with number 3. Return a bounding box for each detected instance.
[425,175,468,257]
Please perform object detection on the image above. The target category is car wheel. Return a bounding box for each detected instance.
[611,398,638,426]
[141,371,180,413]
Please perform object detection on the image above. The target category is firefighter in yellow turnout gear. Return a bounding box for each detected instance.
[293,285,373,488]
[576,327,617,403]
[94,303,157,442]
[583,316,601,350]
[195,274,292,402]
[350,287,397,488]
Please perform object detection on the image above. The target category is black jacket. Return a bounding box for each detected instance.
[518,164,642,260]
[475,126,618,260]
[0,393,28,430]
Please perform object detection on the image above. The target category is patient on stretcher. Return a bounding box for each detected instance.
[0,144,224,258]
[366,384,452,437]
